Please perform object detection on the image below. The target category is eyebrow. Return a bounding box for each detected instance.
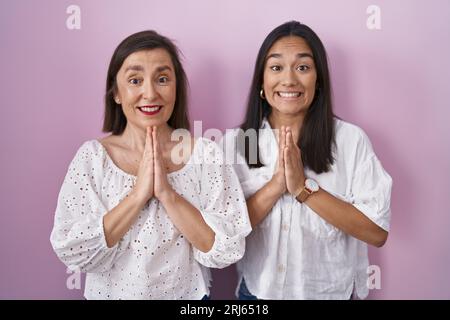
[124,65,173,73]
[124,65,144,73]
[266,52,314,60]
[155,65,172,73]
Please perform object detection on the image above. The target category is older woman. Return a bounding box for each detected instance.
[50,30,251,300]
[222,21,392,299]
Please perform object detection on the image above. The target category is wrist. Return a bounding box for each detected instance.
[129,189,149,208]
[157,188,177,205]
[295,178,319,203]
[268,177,285,198]
[291,177,306,197]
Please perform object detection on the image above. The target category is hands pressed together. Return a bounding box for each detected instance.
[134,126,173,205]
[133,124,306,206]
[272,126,306,197]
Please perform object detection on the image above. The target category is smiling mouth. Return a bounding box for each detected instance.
[277,91,302,98]
[138,105,162,115]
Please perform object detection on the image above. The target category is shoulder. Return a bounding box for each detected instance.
[194,136,223,153]
[74,139,104,158]
[335,118,366,140]
[334,118,375,161]
[69,139,106,170]
[335,119,372,147]
[191,136,226,164]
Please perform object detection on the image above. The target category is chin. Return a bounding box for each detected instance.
[135,119,161,129]
[274,106,307,115]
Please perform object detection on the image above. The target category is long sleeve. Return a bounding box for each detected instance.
[50,141,130,273]
[349,129,393,231]
[192,139,252,268]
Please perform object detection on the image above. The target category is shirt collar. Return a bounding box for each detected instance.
[261,117,271,129]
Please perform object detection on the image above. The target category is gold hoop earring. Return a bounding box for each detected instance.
[260,89,265,100]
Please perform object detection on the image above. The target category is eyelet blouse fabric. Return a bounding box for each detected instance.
[50,137,251,300]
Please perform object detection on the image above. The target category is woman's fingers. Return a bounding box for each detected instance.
[152,126,165,173]
[291,129,301,153]
[286,127,301,160]
[286,127,295,148]
[152,126,160,162]
[285,144,294,169]
[133,127,154,203]
[286,128,292,146]
[279,126,286,169]
[283,145,289,168]
[285,128,294,166]
[144,126,154,163]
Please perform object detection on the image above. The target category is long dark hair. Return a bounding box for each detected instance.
[103,30,190,134]
[240,21,335,173]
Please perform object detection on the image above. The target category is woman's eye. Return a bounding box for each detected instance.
[129,78,142,85]
[270,65,281,72]
[158,76,169,84]
[297,65,310,72]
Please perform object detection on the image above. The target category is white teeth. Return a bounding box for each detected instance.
[278,92,301,98]
[140,106,160,112]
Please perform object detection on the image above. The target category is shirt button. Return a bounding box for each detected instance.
[282,224,289,231]
[278,265,285,273]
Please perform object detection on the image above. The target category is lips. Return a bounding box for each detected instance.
[277,91,302,98]
[137,105,162,116]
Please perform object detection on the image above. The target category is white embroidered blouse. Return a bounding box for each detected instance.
[221,118,392,299]
[50,137,251,300]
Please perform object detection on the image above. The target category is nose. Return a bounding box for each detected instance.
[281,69,299,87]
[142,80,158,101]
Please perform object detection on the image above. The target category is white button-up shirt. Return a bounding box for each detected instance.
[221,118,392,299]
[50,138,251,300]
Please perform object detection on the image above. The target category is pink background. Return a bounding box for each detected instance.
[1,0,449,299]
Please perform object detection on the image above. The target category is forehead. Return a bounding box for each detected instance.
[121,48,174,71]
[267,36,313,56]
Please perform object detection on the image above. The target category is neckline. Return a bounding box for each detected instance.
[93,138,200,179]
